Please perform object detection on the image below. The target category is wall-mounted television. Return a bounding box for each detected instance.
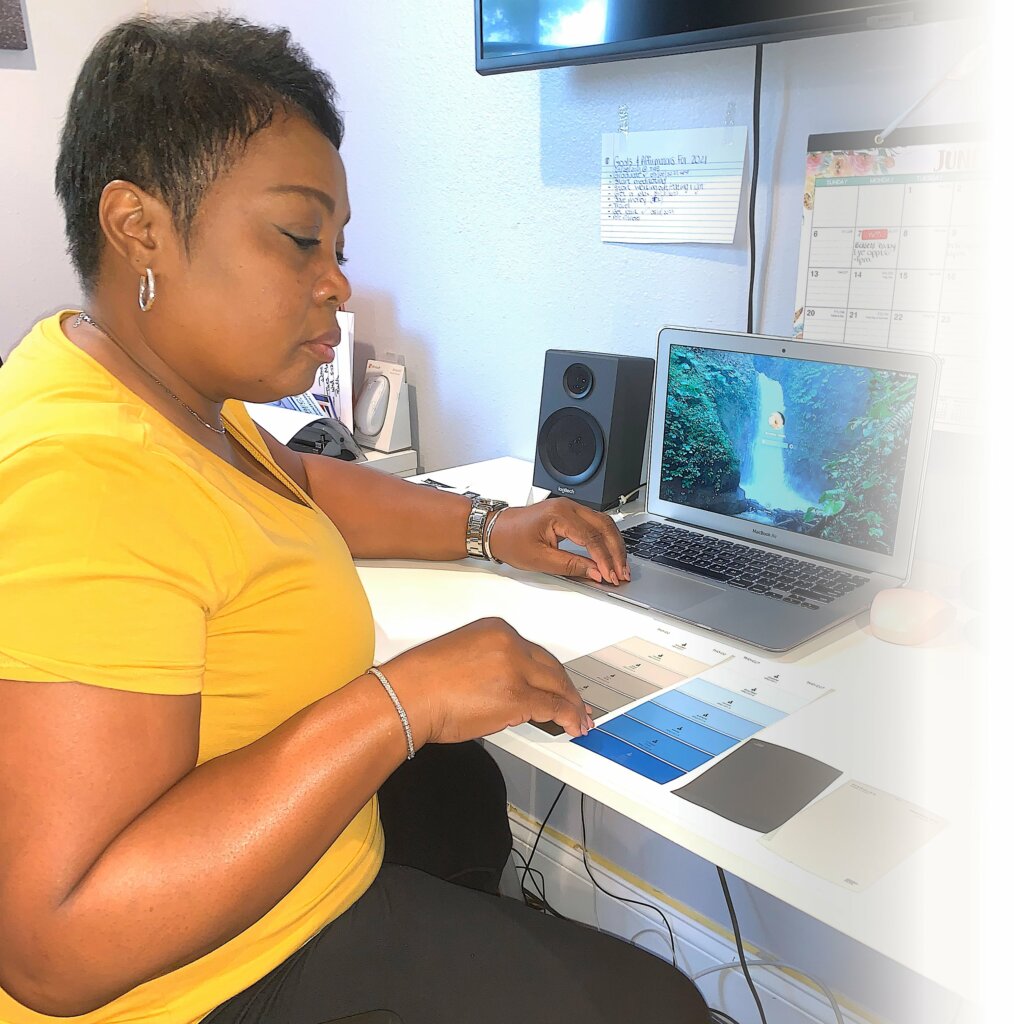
[475,1,971,75]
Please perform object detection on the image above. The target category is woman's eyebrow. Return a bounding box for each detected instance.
[267,184,336,216]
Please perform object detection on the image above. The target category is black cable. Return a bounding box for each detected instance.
[510,848,568,918]
[519,781,566,908]
[710,1010,744,1024]
[579,794,678,970]
[717,867,768,1024]
[746,43,764,334]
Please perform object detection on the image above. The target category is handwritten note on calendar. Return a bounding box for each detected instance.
[600,126,748,244]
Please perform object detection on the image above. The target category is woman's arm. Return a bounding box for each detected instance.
[0,621,589,1016]
[255,427,630,581]
[0,673,405,1016]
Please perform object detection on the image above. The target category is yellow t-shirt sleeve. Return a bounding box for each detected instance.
[0,433,237,693]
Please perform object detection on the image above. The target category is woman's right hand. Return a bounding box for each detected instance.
[378,618,593,745]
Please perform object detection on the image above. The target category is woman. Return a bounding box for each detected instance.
[0,16,708,1024]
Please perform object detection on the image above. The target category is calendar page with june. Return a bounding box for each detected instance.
[793,126,985,432]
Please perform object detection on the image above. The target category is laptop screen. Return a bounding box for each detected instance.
[659,344,918,557]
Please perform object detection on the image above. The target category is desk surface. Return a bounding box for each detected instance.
[359,458,980,997]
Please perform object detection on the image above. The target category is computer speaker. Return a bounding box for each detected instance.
[533,350,654,512]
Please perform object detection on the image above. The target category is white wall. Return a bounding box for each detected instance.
[227,1,982,466]
[0,1,140,358]
[0,0,216,361]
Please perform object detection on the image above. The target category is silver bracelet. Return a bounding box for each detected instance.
[482,506,508,564]
[366,665,415,760]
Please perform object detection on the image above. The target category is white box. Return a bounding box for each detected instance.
[361,447,418,477]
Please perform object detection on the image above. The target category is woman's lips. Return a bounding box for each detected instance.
[304,328,341,362]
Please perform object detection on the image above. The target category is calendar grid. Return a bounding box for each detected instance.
[794,129,985,432]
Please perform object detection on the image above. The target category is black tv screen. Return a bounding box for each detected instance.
[475,1,970,74]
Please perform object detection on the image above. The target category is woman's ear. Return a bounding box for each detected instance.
[96,180,175,275]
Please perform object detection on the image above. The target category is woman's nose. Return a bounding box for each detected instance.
[314,265,352,308]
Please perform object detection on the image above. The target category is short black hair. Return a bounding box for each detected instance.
[55,16,344,291]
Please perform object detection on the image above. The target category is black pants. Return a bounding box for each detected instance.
[205,742,709,1024]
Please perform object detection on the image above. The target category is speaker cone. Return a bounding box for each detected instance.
[536,408,604,485]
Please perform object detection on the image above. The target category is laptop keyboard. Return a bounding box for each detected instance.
[621,521,868,611]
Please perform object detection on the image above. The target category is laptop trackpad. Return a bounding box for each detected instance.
[623,556,724,612]
[560,544,723,612]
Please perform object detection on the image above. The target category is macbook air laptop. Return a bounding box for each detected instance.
[560,326,938,651]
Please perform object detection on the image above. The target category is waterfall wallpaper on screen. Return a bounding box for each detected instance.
[658,345,917,555]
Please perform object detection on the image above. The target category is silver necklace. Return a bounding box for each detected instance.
[73,311,227,435]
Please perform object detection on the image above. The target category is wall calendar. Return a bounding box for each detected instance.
[793,126,984,432]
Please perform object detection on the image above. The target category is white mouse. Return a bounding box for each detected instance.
[869,588,955,646]
[354,374,390,436]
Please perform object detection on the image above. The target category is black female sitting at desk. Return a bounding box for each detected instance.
[0,15,708,1024]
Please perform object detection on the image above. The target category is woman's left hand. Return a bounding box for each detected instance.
[487,500,631,586]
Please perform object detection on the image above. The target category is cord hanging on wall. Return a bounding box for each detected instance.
[875,45,984,144]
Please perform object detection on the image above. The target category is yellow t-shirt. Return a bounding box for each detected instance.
[0,313,383,1024]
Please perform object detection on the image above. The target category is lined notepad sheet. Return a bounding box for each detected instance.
[600,127,748,244]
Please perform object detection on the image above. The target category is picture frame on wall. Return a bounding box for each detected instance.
[0,0,27,51]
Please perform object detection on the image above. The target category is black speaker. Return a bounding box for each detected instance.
[533,350,654,512]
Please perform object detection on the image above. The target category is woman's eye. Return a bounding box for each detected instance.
[278,228,321,251]
[286,232,320,251]
[336,252,348,267]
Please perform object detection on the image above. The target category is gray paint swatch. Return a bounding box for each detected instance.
[673,738,841,833]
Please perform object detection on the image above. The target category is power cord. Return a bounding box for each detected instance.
[746,42,764,334]
[510,848,567,918]
[579,794,679,970]
[709,1011,744,1024]
[694,959,845,1024]
[517,782,567,911]
[716,867,768,1024]
[518,788,844,1024]
[617,482,646,507]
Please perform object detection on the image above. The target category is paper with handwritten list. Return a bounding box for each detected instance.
[601,126,748,244]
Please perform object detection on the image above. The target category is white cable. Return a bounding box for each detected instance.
[875,45,984,144]
[692,958,846,1024]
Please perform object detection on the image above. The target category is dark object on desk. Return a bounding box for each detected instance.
[287,417,366,463]
[533,349,654,512]
[674,739,841,833]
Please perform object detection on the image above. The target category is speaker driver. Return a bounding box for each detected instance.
[563,362,594,399]
[536,408,604,485]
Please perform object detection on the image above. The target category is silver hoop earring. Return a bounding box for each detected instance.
[138,268,156,312]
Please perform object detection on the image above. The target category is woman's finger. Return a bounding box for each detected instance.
[551,504,629,584]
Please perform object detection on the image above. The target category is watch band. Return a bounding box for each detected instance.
[466,496,508,559]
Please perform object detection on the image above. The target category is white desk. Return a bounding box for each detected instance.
[358,458,980,999]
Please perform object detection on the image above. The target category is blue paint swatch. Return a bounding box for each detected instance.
[626,702,739,756]
[574,728,686,784]
[600,716,713,772]
[654,690,761,741]
[680,678,786,728]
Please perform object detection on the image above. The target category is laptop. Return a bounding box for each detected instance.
[560,326,938,651]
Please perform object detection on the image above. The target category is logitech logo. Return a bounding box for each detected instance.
[557,486,575,494]
[751,527,776,539]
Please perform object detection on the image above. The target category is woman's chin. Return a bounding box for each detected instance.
[235,367,320,406]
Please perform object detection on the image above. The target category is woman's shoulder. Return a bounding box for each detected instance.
[0,313,227,530]
[1,311,142,447]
